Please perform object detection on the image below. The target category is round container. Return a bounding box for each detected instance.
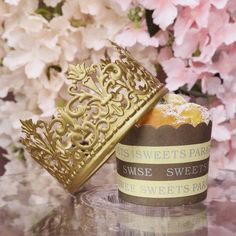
[116,121,212,206]
[77,185,208,236]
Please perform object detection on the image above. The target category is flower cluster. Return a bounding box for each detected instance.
[0,0,236,182]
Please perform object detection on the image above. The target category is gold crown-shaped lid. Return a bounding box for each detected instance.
[21,42,168,194]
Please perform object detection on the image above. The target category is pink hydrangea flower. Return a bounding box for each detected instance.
[217,81,236,119]
[113,0,133,11]
[115,22,160,47]
[210,105,231,141]
[174,0,210,45]
[201,74,224,95]
[139,0,199,30]
[162,58,198,90]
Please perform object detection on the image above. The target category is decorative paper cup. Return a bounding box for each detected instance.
[115,121,212,206]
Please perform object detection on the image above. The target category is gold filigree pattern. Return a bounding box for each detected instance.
[21,42,167,193]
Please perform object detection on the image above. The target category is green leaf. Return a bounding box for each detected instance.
[54,1,63,16]
[177,83,208,98]
[12,146,26,162]
[167,32,175,47]
[70,18,85,28]
[56,98,67,108]
[35,1,63,21]
[18,149,26,162]
[192,47,201,57]
[46,65,62,80]
[145,9,160,37]
[35,8,53,21]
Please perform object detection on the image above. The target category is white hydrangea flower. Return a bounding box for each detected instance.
[43,0,61,7]
[4,0,21,6]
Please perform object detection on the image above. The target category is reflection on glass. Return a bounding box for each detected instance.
[2,170,236,235]
[27,185,208,236]
[77,185,208,236]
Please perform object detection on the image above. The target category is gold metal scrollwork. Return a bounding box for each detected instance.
[21,42,167,193]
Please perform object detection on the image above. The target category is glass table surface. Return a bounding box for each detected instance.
[0,169,235,236]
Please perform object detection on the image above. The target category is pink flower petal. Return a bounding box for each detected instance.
[43,0,61,7]
[173,28,200,58]
[174,10,194,45]
[0,70,25,98]
[139,0,160,9]
[25,59,45,79]
[3,50,31,70]
[20,15,45,33]
[79,0,104,15]
[49,16,70,34]
[186,70,199,89]
[137,31,159,47]
[38,45,61,63]
[174,2,210,45]
[217,81,236,118]
[210,0,229,9]
[162,58,197,90]
[210,105,227,124]
[194,1,210,28]
[223,98,236,119]
[157,47,173,62]
[212,124,231,141]
[201,75,224,95]
[227,0,236,21]
[152,1,178,30]
[38,90,56,117]
[82,26,107,50]
[156,31,169,46]
[114,0,132,11]
[174,0,199,7]
[222,23,236,45]
[211,51,236,80]
[4,0,20,6]
[115,28,137,47]
[115,24,159,47]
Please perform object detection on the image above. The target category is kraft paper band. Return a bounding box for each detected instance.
[117,174,208,199]
[120,122,212,146]
[116,141,210,164]
[117,157,209,180]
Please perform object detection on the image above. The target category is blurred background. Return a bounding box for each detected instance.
[0,0,236,190]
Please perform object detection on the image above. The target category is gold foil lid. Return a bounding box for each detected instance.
[20,42,168,194]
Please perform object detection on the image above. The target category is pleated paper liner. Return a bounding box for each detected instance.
[116,121,212,206]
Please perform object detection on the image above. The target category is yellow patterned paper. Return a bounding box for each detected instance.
[116,141,210,164]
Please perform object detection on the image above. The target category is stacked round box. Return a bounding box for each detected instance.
[116,122,212,206]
